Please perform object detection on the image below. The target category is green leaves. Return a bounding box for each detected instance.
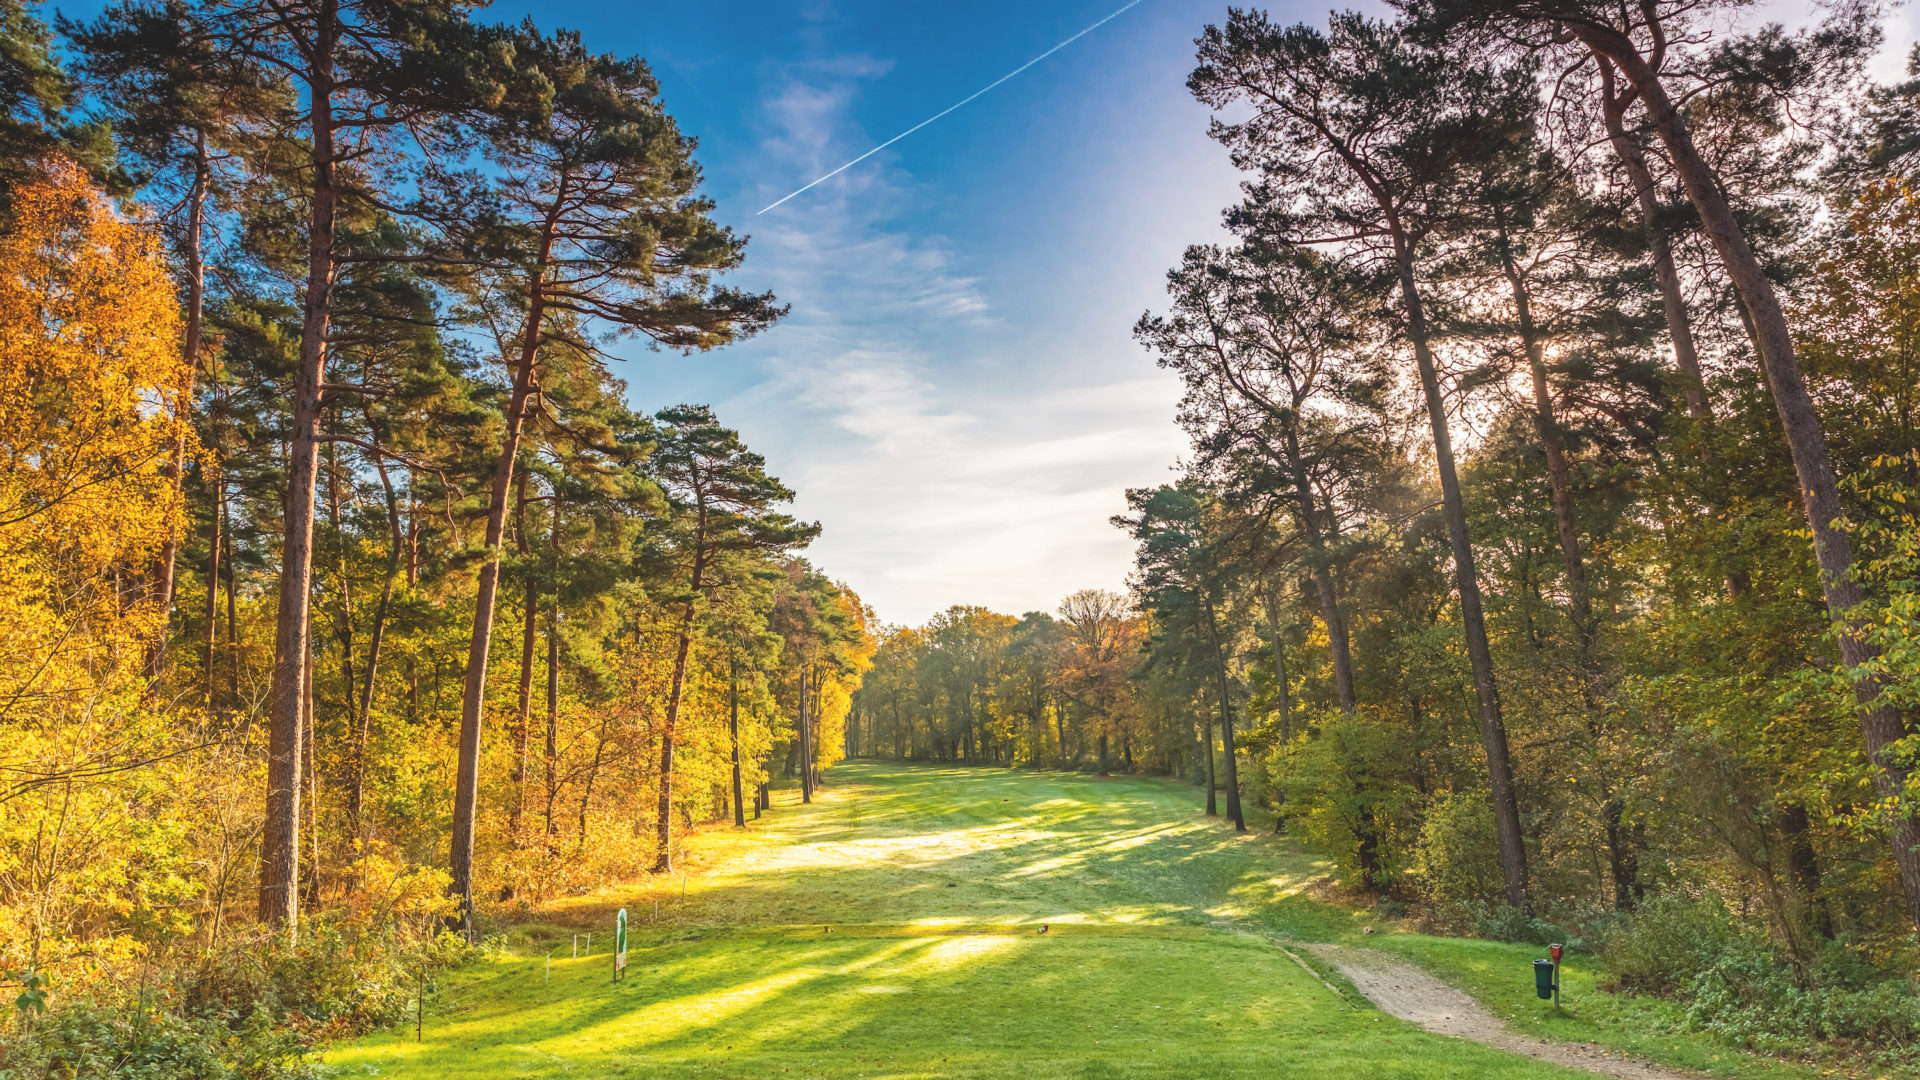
[7,968,50,1017]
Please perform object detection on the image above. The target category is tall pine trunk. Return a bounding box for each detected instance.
[1598,62,1710,422]
[261,7,339,931]
[1587,35,1920,931]
[203,474,223,704]
[729,659,746,828]
[1495,226,1594,652]
[145,147,209,684]
[1202,714,1217,817]
[543,598,560,852]
[1396,238,1530,911]
[1266,588,1291,833]
[348,449,402,827]
[1496,231,1645,905]
[1206,594,1245,831]
[509,472,536,840]
[451,221,554,931]
[1284,432,1357,711]
[799,665,814,803]
[653,609,696,872]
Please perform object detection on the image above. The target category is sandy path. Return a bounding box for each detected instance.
[1306,944,1698,1080]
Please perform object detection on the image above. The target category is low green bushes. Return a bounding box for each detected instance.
[1593,893,1920,1064]
[0,920,477,1079]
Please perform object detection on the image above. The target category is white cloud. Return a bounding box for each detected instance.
[682,29,1227,625]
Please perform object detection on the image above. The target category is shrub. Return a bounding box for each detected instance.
[0,918,476,1079]
[1596,891,1920,1064]
[1412,791,1506,906]
[1593,891,1738,995]
[1468,902,1578,948]
[0,1000,315,1080]
[1281,712,1416,890]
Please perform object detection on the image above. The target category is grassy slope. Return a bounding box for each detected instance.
[322,763,1830,1079]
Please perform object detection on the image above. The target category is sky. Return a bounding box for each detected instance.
[473,0,1254,626]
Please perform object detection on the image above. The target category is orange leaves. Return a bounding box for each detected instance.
[0,156,188,713]
[0,156,188,566]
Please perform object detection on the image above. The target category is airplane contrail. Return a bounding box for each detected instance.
[757,0,1151,215]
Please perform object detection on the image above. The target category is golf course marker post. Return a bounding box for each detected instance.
[1549,942,1563,1009]
[614,909,628,982]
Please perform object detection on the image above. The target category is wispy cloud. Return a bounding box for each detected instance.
[703,32,1208,624]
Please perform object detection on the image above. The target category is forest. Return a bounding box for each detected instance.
[2,0,1919,1074]
[0,0,882,1069]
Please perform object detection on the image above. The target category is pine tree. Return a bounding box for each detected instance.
[640,406,815,872]
[1191,12,1538,907]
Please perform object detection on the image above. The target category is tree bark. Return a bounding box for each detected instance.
[543,598,560,852]
[203,473,223,704]
[326,445,360,825]
[1395,238,1531,911]
[1597,59,1711,422]
[223,499,236,702]
[349,448,401,827]
[1585,31,1920,932]
[145,144,209,684]
[729,658,746,828]
[261,7,338,931]
[301,632,318,909]
[1202,714,1218,817]
[653,618,695,872]
[1266,588,1292,833]
[799,664,814,803]
[509,472,536,840]
[1494,223,1595,653]
[1266,589,1293,740]
[1206,594,1246,831]
[451,229,553,933]
[1284,431,1358,711]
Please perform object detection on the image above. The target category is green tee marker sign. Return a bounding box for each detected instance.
[614,909,628,982]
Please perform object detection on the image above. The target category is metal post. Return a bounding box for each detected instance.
[1549,942,1564,1010]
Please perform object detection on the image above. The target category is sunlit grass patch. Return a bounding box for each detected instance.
[319,763,1642,1078]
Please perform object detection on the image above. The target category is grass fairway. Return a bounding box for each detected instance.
[322,763,1609,1079]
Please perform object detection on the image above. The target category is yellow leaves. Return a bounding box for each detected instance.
[0,156,188,558]
[0,156,188,716]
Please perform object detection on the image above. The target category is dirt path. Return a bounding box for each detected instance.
[1306,944,1697,1080]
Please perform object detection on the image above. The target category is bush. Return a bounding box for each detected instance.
[0,918,476,1079]
[1596,891,1920,1063]
[1467,902,1579,948]
[1412,791,1506,906]
[0,1000,315,1080]
[1281,712,1416,890]
[1593,891,1737,995]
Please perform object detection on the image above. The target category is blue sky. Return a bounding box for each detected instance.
[476,0,1257,625]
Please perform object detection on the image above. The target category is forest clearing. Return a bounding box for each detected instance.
[324,764,1830,1080]
[5,0,1920,1074]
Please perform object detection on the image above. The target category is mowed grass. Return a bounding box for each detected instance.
[319,764,1615,1078]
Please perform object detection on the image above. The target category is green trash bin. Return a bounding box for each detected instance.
[1533,959,1556,1000]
